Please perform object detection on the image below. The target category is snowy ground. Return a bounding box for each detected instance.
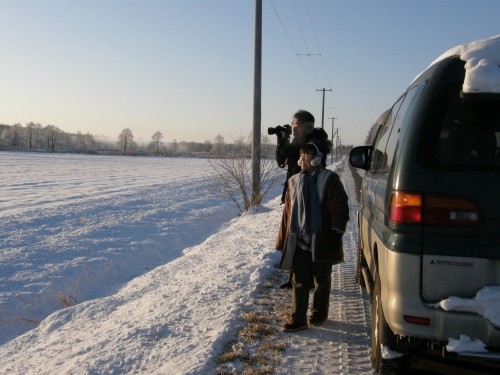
[0,152,371,374]
[1,151,498,374]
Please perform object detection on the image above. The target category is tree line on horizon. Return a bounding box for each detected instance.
[0,122,280,158]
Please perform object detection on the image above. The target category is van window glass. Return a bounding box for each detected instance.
[370,86,422,173]
[430,84,500,169]
[370,102,399,172]
[366,124,382,145]
[383,85,422,172]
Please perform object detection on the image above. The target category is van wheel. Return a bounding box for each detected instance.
[371,273,410,374]
[355,234,366,287]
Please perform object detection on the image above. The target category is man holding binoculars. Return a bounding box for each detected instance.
[269,109,328,204]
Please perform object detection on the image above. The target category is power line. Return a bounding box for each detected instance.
[292,0,309,55]
[292,0,321,88]
[270,0,317,88]
[304,0,333,90]
[270,0,298,52]
[304,0,335,118]
[270,0,337,120]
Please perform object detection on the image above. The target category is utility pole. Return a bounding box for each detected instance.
[332,128,339,161]
[316,88,332,129]
[251,0,262,207]
[329,116,337,163]
[335,129,341,159]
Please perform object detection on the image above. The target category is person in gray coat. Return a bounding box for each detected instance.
[275,141,349,332]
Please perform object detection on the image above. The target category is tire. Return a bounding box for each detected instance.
[371,273,410,374]
[355,233,367,287]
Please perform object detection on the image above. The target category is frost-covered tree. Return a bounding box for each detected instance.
[213,134,225,155]
[75,131,97,153]
[117,128,137,153]
[149,131,165,156]
[45,125,62,152]
[3,124,24,150]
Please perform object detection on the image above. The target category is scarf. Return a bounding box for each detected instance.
[292,169,322,236]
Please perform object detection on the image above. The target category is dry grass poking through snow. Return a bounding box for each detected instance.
[216,267,291,374]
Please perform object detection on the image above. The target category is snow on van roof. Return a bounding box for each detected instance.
[431,34,500,94]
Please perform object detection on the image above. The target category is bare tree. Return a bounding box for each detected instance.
[32,123,43,151]
[149,131,165,156]
[25,122,36,151]
[85,132,97,153]
[76,131,85,152]
[208,134,284,213]
[213,134,225,156]
[45,125,62,152]
[170,139,178,154]
[4,124,24,150]
[74,131,97,153]
[117,128,137,153]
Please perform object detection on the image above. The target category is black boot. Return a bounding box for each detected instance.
[280,271,293,289]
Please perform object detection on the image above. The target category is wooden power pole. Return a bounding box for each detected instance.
[251,0,262,207]
[316,88,332,129]
[329,116,337,163]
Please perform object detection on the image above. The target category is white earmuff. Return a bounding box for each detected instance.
[311,155,322,166]
[308,143,323,166]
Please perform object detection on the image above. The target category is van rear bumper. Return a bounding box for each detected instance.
[388,297,500,349]
[379,250,500,350]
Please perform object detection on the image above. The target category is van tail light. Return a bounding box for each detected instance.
[404,315,430,325]
[389,191,480,227]
[424,195,480,227]
[389,192,422,224]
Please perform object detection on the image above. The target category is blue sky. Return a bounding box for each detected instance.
[1,0,499,146]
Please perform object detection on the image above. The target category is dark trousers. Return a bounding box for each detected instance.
[291,247,333,323]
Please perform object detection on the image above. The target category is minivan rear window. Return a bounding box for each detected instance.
[430,84,500,169]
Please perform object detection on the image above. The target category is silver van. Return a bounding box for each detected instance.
[350,37,500,374]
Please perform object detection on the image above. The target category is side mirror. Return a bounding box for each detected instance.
[349,146,372,170]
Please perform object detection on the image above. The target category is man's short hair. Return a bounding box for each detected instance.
[294,110,315,124]
[293,110,315,133]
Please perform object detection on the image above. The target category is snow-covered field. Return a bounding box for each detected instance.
[0,151,365,374]
[0,152,242,336]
